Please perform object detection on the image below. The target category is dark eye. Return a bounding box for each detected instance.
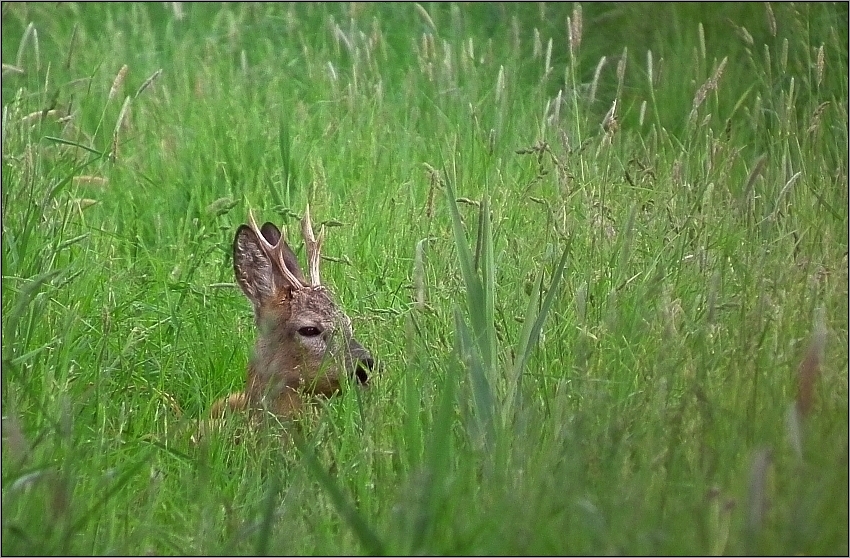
[298,326,322,337]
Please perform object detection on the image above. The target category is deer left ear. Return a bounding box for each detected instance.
[233,224,277,309]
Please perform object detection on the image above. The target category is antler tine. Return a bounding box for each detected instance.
[247,208,304,288]
[247,208,263,240]
[301,204,324,287]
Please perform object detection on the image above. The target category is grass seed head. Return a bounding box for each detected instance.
[496,65,505,103]
[646,49,654,88]
[590,55,607,103]
[414,3,437,34]
[764,2,777,36]
[807,101,830,135]
[689,57,728,124]
[135,68,162,98]
[616,47,628,98]
[73,175,108,188]
[109,64,128,101]
[815,44,825,87]
[568,3,583,56]
[110,96,131,162]
[533,28,542,59]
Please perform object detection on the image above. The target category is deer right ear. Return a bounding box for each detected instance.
[260,222,281,244]
[260,222,306,284]
[233,225,277,309]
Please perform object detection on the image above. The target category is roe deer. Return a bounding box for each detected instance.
[210,205,373,421]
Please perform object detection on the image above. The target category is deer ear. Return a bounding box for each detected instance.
[260,222,281,244]
[261,221,306,284]
[233,225,277,309]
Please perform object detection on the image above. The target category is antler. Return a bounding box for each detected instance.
[301,204,325,288]
[247,208,305,288]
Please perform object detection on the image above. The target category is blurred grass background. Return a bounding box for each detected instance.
[2,2,847,555]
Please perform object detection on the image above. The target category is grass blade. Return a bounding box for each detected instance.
[254,472,281,556]
[480,194,497,372]
[454,308,495,450]
[278,118,293,206]
[444,171,497,373]
[4,268,63,350]
[510,238,571,392]
[406,359,459,554]
[43,136,103,156]
[295,437,385,556]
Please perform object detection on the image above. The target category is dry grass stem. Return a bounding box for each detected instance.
[21,109,64,125]
[414,238,428,311]
[2,63,24,76]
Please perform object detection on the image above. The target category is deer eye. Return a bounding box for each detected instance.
[298,326,322,337]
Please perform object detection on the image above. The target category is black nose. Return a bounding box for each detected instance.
[355,356,373,385]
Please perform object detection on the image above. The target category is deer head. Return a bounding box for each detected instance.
[230,206,373,418]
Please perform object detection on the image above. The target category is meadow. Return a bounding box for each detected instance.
[2,2,847,555]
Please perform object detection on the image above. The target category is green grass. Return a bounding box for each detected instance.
[2,2,847,555]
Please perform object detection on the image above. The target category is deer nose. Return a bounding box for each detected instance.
[349,341,373,385]
[355,356,373,384]
[354,353,375,385]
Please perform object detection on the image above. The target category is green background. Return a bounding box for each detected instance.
[2,2,847,555]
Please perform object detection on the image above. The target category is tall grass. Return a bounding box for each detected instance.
[2,2,847,555]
